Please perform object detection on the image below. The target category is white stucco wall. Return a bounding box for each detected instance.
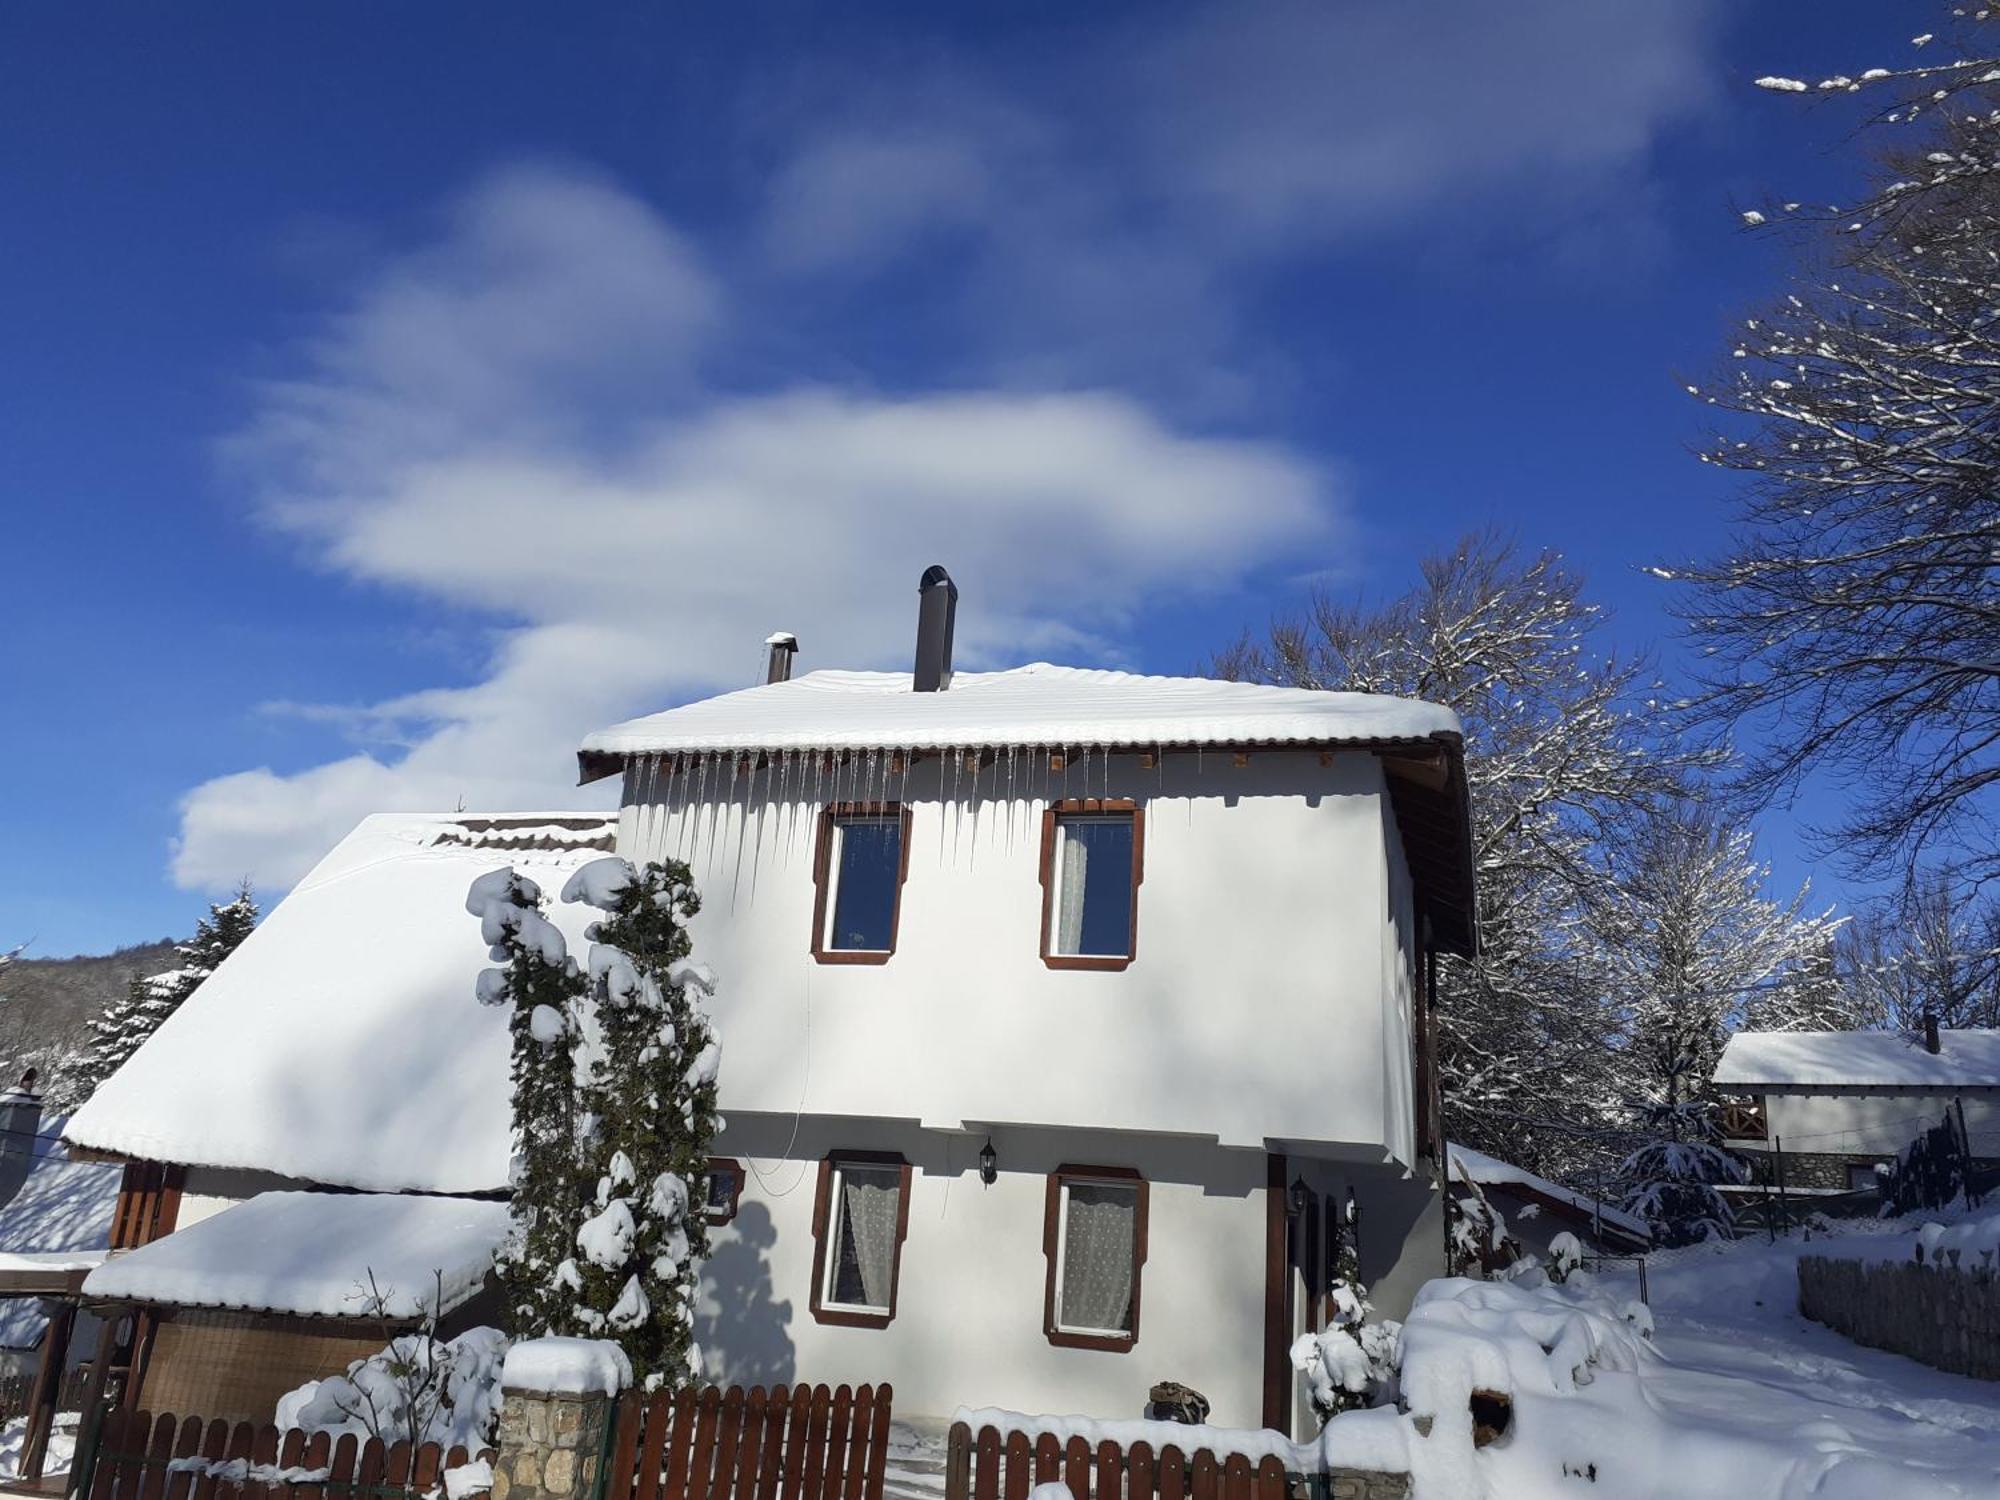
[700,1114,1439,1428]
[621,749,1413,1161]
[174,1166,307,1230]
[1747,1092,2000,1159]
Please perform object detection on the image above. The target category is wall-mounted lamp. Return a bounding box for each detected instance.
[979,1138,998,1186]
[1288,1175,1312,1219]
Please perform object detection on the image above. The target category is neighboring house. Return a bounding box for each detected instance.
[1713,1027,2000,1192]
[1445,1144,1650,1260]
[66,570,1477,1439]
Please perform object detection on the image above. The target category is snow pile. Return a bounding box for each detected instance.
[0,1413,76,1481]
[82,1191,510,1319]
[501,1337,632,1396]
[443,1457,495,1499]
[276,1327,508,1448]
[1911,1212,2000,1269]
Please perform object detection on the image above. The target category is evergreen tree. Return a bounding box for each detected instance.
[1290,1196,1400,1421]
[465,867,589,1339]
[562,856,720,1389]
[66,883,258,1103]
[1615,1109,1747,1248]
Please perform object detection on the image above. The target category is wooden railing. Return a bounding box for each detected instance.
[945,1424,1300,1500]
[605,1383,892,1500]
[1719,1101,1768,1141]
[81,1408,492,1500]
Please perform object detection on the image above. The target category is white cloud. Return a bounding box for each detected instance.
[174,166,1335,892]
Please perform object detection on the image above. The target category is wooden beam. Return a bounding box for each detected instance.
[19,1300,75,1481]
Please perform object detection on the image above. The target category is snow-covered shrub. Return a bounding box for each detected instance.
[277,1326,508,1449]
[1545,1232,1582,1285]
[1290,1198,1400,1421]
[1617,1138,1746,1247]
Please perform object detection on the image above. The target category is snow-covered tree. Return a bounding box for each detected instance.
[1596,806,1841,1131]
[1838,867,2000,1032]
[1290,1197,1399,1421]
[466,867,589,1340]
[1881,1115,1968,1216]
[1217,533,1706,1178]
[561,857,719,1390]
[1671,11,2000,886]
[64,884,258,1103]
[1615,1125,1747,1248]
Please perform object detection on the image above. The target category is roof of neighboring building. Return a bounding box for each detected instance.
[581,663,1463,765]
[0,1152,120,1348]
[81,1191,509,1320]
[1713,1029,2000,1092]
[63,813,614,1195]
[1446,1142,1652,1248]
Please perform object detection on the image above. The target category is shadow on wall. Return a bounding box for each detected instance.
[695,1200,796,1389]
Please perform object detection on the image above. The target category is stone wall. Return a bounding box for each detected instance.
[491,1385,614,1500]
[1798,1254,2000,1380]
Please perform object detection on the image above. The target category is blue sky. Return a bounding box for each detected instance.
[1,1,1913,954]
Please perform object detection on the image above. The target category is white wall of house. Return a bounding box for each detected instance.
[699,1113,1440,1428]
[175,1166,308,1230]
[620,749,1419,1166]
[1741,1091,2000,1159]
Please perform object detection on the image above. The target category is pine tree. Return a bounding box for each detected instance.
[562,856,720,1389]
[66,883,259,1103]
[465,866,589,1340]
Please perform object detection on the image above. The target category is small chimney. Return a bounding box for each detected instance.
[1923,1011,1941,1054]
[913,565,958,692]
[765,632,799,684]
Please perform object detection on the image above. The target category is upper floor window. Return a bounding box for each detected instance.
[1043,1165,1148,1350]
[810,1151,912,1327]
[812,803,912,963]
[1039,800,1144,970]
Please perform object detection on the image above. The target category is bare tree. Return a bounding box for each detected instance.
[1218,532,1706,1177]
[1670,12,2000,884]
[1839,866,2000,1031]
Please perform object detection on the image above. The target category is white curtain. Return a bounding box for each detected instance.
[1057,827,1090,953]
[1060,1183,1136,1332]
[834,1168,900,1308]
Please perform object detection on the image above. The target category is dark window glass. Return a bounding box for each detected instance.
[706,1164,740,1221]
[1053,816,1135,957]
[829,817,901,951]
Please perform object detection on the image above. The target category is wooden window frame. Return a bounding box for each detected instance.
[704,1157,745,1226]
[811,803,914,965]
[1037,800,1145,971]
[1042,1163,1149,1352]
[808,1151,913,1329]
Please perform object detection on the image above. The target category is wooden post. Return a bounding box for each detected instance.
[1258,1155,1290,1433]
[21,1300,77,1481]
[65,1311,126,1500]
[1773,1135,1791,1238]
[1953,1095,1979,1210]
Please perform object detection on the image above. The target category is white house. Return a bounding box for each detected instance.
[65,569,1477,1438]
[1713,1027,2000,1192]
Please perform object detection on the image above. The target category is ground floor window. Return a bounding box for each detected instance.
[810,1152,912,1327]
[1848,1162,1883,1193]
[1043,1165,1148,1350]
[705,1157,744,1224]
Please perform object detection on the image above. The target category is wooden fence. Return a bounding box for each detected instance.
[944,1424,1297,1500]
[81,1408,494,1500]
[604,1383,893,1500]
[0,1365,89,1430]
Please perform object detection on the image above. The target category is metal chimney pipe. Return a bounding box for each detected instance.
[765,632,799,684]
[912,566,958,692]
[1924,1011,1941,1054]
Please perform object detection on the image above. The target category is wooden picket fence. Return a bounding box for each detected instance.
[944,1424,1298,1500]
[82,1408,494,1500]
[604,1383,893,1500]
[0,1366,89,1430]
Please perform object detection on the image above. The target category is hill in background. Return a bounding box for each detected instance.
[0,939,180,1094]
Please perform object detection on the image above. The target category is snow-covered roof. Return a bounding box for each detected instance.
[1713,1029,2000,1092]
[1446,1142,1650,1244]
[579,663,1462,769]
[0,1153,121,1348]
[64,813,615,1194]
[82,1191,509,1320]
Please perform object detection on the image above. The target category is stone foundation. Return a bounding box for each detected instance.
[1798,1254,2000,1380]
[491,1385,615,1500]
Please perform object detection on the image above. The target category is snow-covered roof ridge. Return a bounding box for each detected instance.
[1446,1142,1650,1241]
[579,663,1462,767]
[81,1191,510,1319]
[64,813,613,1194]
[1714,1029,2000,1091]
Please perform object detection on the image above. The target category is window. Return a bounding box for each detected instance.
[705,1157,744,1225]
[810,1152,912,1327]
[1042,1165,1148,1350]
[1848,1163,1884,1193]
[1039,801,1144,970]
[812,804,912,963]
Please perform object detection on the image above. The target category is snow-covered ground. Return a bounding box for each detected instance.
[0,1412,77,1481]
[1455,1224,2000,1499]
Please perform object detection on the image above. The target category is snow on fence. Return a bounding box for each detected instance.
[81,1408,496,1500]
[942,1421,1410,1500]
[603,1382,893,1500]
